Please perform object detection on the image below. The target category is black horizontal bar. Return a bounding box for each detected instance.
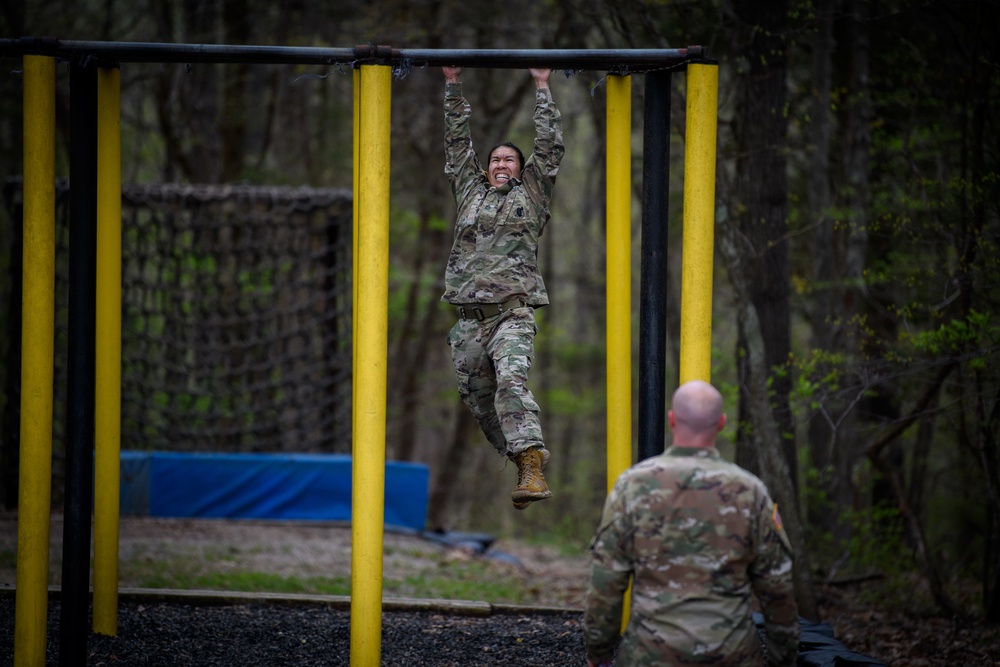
[394,47,706,71]
[3,38,359,65]
[1,38,708,71]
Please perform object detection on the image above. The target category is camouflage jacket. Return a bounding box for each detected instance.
[584,446,799,666]
[441,82,564,306]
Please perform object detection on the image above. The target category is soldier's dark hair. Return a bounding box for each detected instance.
[488,142,525,171]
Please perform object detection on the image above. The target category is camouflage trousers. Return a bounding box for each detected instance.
[447,305,543,457]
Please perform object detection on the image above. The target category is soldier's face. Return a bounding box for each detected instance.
[488,147,521,187]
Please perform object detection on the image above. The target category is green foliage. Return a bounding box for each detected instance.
[790,349,844,410]
[800,459,916,583]
[802,482,928,608]
[902,310,998,365]
[845,502,913,575]
[925,484,991,583]
[546,331,605,372]
[386,206,444,324]
[800,463,831,509]
[843,502,930,609]
[389,206,423,246]
[800,463,837,558]
[543,386,597,417]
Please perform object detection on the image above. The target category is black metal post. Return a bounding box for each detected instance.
[638,70,672,461]
[61,57,98,666]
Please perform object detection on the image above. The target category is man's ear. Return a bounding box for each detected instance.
[717,414,727,432]
[668,410,676,428]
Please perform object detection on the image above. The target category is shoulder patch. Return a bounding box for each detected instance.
[770,501,794,556]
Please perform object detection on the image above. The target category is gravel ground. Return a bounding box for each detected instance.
[0,595,585,667]
[0,515,591,666]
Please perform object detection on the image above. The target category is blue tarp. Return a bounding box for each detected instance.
[120,450,152,516]
[119,451,429,531]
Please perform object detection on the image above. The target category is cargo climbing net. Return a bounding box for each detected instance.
[4,180,354,461]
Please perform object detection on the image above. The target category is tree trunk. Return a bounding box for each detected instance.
[906,392,937,522]
[971,368,1000,621]
[391,209,445,463]
[865,361,962,617]
[805,0,838,533]
[719,220,819,621]
[730,0,796,487]
[426,406,476,531]
[827,0,874,544]
[221,0,249,182]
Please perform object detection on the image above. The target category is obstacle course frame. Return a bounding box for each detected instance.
[2,40,718,667]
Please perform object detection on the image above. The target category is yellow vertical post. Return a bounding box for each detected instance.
[350,63,391,667]
[679,64,719,384]
[14,55,56,667]
[352,67,361,497]
[605,74,632,491]
[606,72,633,636]
[93,65,122,636]
[352,67,361,376]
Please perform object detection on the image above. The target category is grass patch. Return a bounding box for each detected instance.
[134,568,351,596]
[123,549,535,604]
[117,536,562,605]
[517,531,589,558]
[121,547,352,596]
[386,561,530,604]
[391,573,525,604]
[131,564,526,603]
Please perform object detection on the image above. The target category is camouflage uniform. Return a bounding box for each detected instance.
[584,446,799,666]
[441,81,563,457]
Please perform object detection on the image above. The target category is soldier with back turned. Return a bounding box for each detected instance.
[584,380,799,666]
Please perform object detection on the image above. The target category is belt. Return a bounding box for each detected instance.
[457,297,527,321]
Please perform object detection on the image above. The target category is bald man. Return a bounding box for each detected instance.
[584,380,799,666]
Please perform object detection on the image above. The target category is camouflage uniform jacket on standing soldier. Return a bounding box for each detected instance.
[584,446,800,667]
[440,80,563,459]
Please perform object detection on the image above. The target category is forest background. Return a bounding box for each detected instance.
[0,0,997,627]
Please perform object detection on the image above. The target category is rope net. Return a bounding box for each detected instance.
[9,180,354,458]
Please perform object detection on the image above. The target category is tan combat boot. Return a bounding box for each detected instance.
[511,447,551,510]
